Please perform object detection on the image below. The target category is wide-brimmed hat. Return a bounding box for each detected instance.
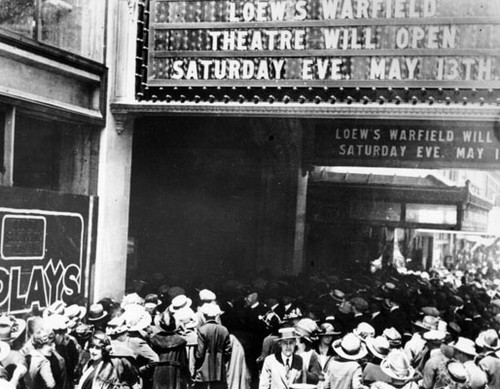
[122,305,151,331]
[0,315,26,342]
[0,341,10,362]
[366,336,391,360]
[333,333,368,360]
[475,329,499,351]
[446,361,469,384]
[87,303,108,322]
[452,337,477,356]
[319,322,340,336]
[169,295,192,312]
[383,327,402,348]
[294,318,319,343]
[106,316,129,336]
[144,294,162,310]
[413,316,440,331]
[200,303,223,318]
[64,304,87,322]
[380,350,415,381]
[121,293,145,308]
[43,300,67,319]
[277,327,298,342]
[353,322,375,341]
[423,330,447,343]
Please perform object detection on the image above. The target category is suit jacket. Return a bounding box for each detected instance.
[259,352,304,389]
[194,320,232,382]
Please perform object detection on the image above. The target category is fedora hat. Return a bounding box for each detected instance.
[0,315,26,342]
[319,322,340,336]
[122,305,151,332]
[353,322,375,341]
[475,329,499,351]
[452,337,477,356]
[333,333,368,360]
[366,336,391,360]
[169,295,192,312]
[413,316,440,331]
[383,327,402,348]
[381,350,415,381]
[87,303,108,322]
[277,327,298,342]
[43,300,67,319]
[0,341,10,362]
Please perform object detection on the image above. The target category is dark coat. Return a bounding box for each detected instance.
[150,330,190,389]
[194,320,232,383]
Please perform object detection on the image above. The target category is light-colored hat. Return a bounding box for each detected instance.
[106,316,129,336]
[331,290,345,303]
[121,293,145,308]
[277,327,298,342]
[446,361,469,384]
[45,314,69,332]
[380,350,415,381]
[294,318,319,343]
[366,336,391,360]
[423,330,447,343]
[0,315,26,342]
[122,305,151,331]
[333,333,368,360]
[87,304,108,322]
[452,337,477,356]
[475,329,499,351]
[200,303,223,318]
[413,316,440,331]
[199,289,216,302]
[173,307,198,329]
[319,322,340,336]
[383,327,402,348]
[43,300,67,319]
[169,295,192,312]
[353,322,375,341]
[64,305,87,322]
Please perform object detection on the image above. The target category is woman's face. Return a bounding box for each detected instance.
[89,344,103,361]
[320,335,333,346]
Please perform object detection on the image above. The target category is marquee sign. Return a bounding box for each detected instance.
[313,119,500,168]
[147,0,500,87]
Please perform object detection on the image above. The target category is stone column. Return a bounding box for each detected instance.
[93,0,138,301]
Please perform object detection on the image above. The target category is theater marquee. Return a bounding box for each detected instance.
[147,0,500,87]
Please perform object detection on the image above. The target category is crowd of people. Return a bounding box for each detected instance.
[1,263,500,389]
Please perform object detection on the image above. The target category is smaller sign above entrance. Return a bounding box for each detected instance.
[313,120,500,168]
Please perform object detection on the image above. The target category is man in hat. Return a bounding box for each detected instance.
[451,337,487,389]
[476,330,500,389]
[350,297,370,329]
[324,333,367,389]
[405,316,440,368]
[194,303,231,389]
[259,328,304,389]
[421,330,450,389]
[363,336,392,385]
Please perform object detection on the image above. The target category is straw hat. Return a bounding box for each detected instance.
[87,303,108,322]
[64,304,87,322]
[200,303,223,318]
[45,314,69,332]
[475,330,499,351]
[366,336,391,360]
[446,361,469,384]
[413,316,440,331]
[277,327,298,342]
[380,350,415,381]
[318,322,340,336]
[295,318,319,343]
[106,316,129,336]
[353,322,375,341]
[452,337,477,356]
[423,330,447,343]
[169,295,192,312]
[122,305,151,332]
[333,333,368,360]
[383,327,402,348]
[199,289,216,302]
[43,300,67,319]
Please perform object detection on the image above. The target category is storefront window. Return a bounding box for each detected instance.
[0,0,105,62]
[406,203,458,225]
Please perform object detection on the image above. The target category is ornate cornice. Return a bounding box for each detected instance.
[111,101,500,126]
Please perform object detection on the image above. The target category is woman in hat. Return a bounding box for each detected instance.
[25,329,57,389]
[150,310,191,389]
[451,337,487,389]
[77,331,140,389]
[294,318,321,386]
[324,333,367,389]
[316,323,340,389]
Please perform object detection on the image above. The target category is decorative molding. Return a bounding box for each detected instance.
[112,110,133,135]
[111,101,500,122]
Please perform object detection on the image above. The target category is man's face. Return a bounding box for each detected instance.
[280,339,296,357]
[244,293,258,307]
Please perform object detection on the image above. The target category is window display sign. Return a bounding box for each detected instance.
[148,0,500,87]
[313,120,500,168]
